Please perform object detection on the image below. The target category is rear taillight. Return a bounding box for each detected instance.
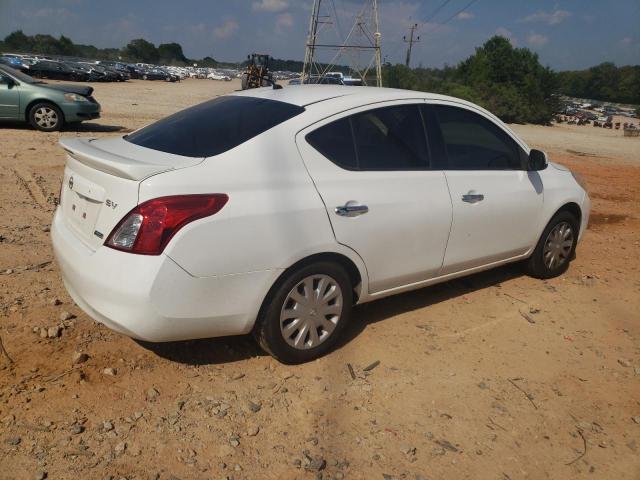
[105,194,228,255]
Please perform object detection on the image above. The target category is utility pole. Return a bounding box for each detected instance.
[403,23,420,67]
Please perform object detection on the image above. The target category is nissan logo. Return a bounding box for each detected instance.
[68,176,74,190]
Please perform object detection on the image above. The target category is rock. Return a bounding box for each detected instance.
[246,424,260,437]
[39,328,48,339]
[400,445,416,456]
[103,368,117,376]
[47,326,62,338]
[114,441,127,454]
[34,472,47,480]
[59,311,75,321]
[435,439,458,452]
[632,416,640,424]
[50,298,62,306]
[477,381,489,390]
[6,436,21,445]
[247,399,261,413]
[618,358,632,368]
[72,352,89,365]
[146,387,160,401]
[70,424,85,434]
[304,455,326,472]
[281,371,294,380]
[334,473,344,480]
[133,412,143,420]
[103,421,114,432]
[231,373,245,380]
[229,438,240,448]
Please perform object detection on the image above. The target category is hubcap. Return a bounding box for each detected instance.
[34,107,58,129]
[280,274,343,350]
[543,221,574,269]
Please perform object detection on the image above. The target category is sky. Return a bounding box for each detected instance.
[0,0,638,70]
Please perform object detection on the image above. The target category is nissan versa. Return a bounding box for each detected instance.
[0,64,100,131]
[51,86,590,363]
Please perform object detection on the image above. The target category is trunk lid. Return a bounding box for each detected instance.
[58,136,204,251]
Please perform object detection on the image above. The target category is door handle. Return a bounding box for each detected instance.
[335,201,369,217]
[462,193,484,204]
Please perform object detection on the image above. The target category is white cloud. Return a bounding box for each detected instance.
[456,11,474,20]
[527,33,549,47]
[520,9,571,26]
[213,19,238,40]
[252,0,288,12]
[276,12,294,32]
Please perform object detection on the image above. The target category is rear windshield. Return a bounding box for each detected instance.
[125,96,305,158]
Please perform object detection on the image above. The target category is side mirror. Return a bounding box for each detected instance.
[528,149,548,171]
[0,76,14,86]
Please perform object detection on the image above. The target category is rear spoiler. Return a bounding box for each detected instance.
[59,137,198,181]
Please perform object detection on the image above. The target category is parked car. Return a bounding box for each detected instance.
[51,86,590,363]
[0,64,100,131]
[21,60,88,81]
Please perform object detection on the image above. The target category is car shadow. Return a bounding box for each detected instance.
[336,262,525,349]
[0,121,127,133]
[139,263,525,366]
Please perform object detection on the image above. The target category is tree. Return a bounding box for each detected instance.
[123,38,159,63]
[383,36,559,124]
[158,42,187,65]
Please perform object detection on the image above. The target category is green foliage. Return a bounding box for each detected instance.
[384,36,560,124]
[1,30,216,66]
[556,63,640,104]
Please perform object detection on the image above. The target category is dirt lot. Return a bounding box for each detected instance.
[1,79,639,480]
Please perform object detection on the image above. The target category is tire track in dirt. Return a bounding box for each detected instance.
[12,167,53,212]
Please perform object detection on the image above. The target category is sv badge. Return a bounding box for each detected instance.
[105,199,118,209]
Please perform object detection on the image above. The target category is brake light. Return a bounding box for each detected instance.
[105,194,228,255]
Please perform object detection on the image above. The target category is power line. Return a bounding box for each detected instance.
[416,0,455,29]
[420,0,480,37]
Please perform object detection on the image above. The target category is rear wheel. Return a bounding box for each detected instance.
[525,211,579,279]
[29,103,63,132]
[241,73,249,90]
[254,262,352,364]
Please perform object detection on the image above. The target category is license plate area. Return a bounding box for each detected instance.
[62,172,105,243]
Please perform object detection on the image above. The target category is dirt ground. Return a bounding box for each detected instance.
[1,79,639,480]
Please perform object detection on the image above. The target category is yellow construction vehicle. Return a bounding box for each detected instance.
[241,53,275,89]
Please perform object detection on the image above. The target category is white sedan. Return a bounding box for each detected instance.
[51,86,590,363]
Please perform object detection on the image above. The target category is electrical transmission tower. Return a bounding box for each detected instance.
[403,23,420,67]
[302,0,382,87]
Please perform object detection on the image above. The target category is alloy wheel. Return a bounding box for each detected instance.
[279,274,343,350]
[543,221,574,269]
[34,107,59,129]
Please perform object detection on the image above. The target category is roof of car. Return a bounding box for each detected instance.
[230,85,464,108]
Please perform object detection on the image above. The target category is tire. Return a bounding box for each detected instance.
[525,210,579,279]
[241,73,249,90]
[142,74,148,80]
[254,261,353,364]
[28,102,64,132]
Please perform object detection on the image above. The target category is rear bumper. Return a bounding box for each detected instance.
[51,208,279,342]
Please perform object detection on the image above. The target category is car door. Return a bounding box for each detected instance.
[297,102,453,293]
[0,72,20,119]
[425,102,543,274]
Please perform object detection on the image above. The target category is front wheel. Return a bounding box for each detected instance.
[525,211,579,279]
[29,103,63,132]
[254,262,352,364]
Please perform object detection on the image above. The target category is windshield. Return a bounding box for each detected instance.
[0,64,39,83]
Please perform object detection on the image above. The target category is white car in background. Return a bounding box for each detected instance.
[51,86,590,363]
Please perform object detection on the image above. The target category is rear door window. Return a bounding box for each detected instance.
[306,104,430,170]
[434,105,523,170]
[125,96,304,158]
